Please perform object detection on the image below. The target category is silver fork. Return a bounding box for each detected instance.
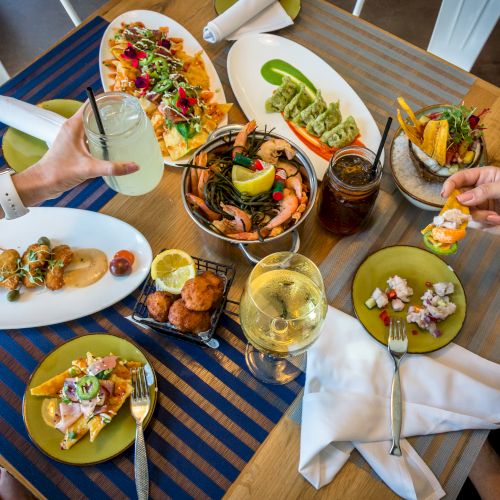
[131,367,151,500]
[387,318,408,456]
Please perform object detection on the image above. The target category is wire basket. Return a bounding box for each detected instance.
[132,256,236,348]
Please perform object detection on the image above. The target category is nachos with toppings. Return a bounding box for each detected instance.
[31,352,141,449]
[104,22,232,160]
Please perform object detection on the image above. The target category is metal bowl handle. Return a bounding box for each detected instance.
[238,230,301,265]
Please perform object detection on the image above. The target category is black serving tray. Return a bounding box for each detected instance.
[132,255,236,348]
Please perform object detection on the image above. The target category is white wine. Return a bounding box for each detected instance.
[85,93,164,196]
[240,269,327,356]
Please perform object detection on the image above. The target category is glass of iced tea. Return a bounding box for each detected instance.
[317,146,383,235]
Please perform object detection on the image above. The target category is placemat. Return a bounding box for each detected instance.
[317,189,499,499]
[0,17,304,499]
[0,16,113,213]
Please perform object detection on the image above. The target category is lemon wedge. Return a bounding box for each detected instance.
[151,249,196,294]
[232,164,275,196]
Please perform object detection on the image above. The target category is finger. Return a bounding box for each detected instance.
[63,105,85,133]
[440,168,484,197]
[470,209,500,224]
[456,182,500,206]
[86,160,139,178]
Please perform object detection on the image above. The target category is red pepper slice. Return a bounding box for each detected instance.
[379,310,390,326]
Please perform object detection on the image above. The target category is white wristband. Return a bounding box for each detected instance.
[0,171,29,220]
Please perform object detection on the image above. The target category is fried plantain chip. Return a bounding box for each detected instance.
[397,97,424,134]
[397,109,422,146]
[421,119,440,157]
[432,120,449,166]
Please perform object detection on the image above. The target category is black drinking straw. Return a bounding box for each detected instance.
[86,87,109,161]
[371,116,392,179]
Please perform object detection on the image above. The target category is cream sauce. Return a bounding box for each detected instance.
[64,249,108,288]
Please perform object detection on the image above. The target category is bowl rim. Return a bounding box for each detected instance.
[181,124,318,245]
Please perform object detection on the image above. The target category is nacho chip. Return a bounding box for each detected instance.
[31,369,71,396]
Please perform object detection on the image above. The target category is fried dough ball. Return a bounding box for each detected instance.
[181,271,225,311]
[200,271,224,302]
[46,245,73,291]
[0,249,21,291]
[21,244,50,288]
[168,299,211,333]
[146,291,175,322]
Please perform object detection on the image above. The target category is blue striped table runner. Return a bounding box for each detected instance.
[0,17,304,499]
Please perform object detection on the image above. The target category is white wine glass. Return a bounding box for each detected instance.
[239,252,327,384]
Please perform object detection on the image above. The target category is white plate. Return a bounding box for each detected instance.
[227,34,382,180]
[99,10,228,166]
[0,208,152,329]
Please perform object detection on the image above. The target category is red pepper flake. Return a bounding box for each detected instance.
[387,290,397,300]
[425,281,432,288]
[412,330,418,336]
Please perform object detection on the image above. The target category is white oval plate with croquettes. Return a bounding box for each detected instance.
[0,208,152,329]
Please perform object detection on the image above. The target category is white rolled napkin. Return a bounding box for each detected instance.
[0,95,65,146]
[299,306,500,500]
[203,0,293,43]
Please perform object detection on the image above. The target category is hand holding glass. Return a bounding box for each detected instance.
[83,92,164,196]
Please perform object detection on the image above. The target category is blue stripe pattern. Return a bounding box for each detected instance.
[0,17,304,499]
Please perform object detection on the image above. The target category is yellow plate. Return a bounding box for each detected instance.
[352,245,467,353]
[23,333,157,465]
[2,99,82,173]
[214,0,301,20]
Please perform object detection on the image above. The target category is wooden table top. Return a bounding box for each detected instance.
[3,0,499,498]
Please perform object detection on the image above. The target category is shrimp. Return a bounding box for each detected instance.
[232,120,257,158]
[212,204,252,234]
[264,189,299,229]
[186,193,221,222]
[195,152,210,200]
[257,139,295,164]
[226,230,269,241]
[278,160,302,200]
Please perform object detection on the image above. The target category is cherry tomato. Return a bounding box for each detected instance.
[113,250,135,266]
[109,257,132,276]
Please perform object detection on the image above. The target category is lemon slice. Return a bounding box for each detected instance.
[151,249,196,294]
[232,164,275,196]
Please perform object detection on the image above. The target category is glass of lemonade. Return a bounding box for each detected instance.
[83,92,164,196]
[239,252,327,384]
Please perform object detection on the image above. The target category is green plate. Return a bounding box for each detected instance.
[23,333,157,465]
[214,0,301,20]
[352,246,466,354]
[2,99,82,173]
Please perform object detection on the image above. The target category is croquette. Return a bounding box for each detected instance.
[181,271,225,311]
[146,291,175,322]
[168,299,211,333]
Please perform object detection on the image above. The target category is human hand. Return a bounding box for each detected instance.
[441,166,500,225]
[12,106,139,206]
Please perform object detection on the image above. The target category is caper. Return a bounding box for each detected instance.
[7,290,20,302]
[38,236,51,247]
